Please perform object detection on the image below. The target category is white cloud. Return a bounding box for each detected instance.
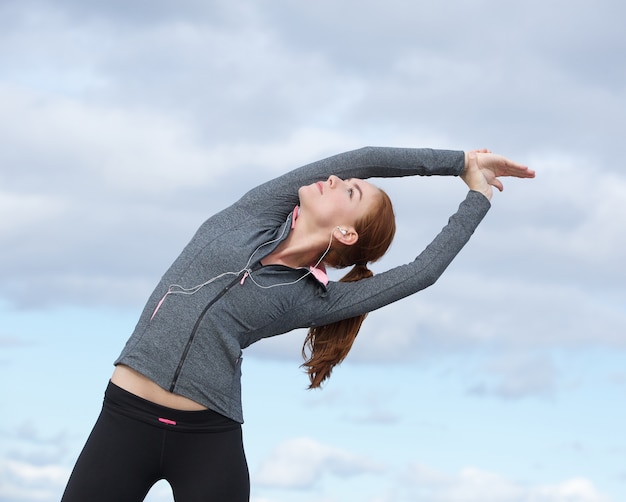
[349,276,624,361]
[253,437,384,489]
[496,154,626,283]
[0,459,68,502]
[404,464,612,502]
[0,85,218,195]
[1,0,624,321]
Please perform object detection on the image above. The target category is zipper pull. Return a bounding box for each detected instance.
[150,292,168,321]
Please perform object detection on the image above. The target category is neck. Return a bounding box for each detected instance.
[261,227,330,269]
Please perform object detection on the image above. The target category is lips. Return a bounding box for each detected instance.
[316,181,323,194]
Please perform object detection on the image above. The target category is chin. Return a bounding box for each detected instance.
[297,184,314,205]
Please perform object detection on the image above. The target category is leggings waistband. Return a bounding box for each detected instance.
[104,381,240,433]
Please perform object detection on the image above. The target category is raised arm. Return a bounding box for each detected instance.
[302,149,535,325]
[237,146,466,214]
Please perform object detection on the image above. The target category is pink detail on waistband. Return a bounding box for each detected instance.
[158,417,177,426]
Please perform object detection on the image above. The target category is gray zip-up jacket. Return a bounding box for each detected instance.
[114,147,491,423]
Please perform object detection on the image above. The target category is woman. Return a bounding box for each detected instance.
[61,146,534,501]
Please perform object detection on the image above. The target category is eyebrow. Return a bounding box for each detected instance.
[347,179,363,201]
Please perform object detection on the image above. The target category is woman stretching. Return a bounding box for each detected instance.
[61,146,534,501]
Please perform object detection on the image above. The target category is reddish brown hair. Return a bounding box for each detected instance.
[302,187,396,388]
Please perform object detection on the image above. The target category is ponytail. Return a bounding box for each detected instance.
[301,264,373,389]
[301,186,396,389]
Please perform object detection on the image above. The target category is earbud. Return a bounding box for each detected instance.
[336,227,347,236]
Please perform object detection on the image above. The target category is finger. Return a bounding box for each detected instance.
[508,166,535,178]
[500,160,535,178]
[492,178,504,192]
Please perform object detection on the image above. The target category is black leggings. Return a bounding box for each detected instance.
[61,382,250,502]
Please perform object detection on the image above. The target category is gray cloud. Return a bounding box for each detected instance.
[0,1,624,364]
[0,4,624,500]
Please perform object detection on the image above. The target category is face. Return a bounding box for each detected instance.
[298,175,379,234]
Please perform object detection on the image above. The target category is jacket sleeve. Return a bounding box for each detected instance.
[235,146,466,216]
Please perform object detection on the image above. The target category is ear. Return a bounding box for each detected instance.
[334,226,359,246]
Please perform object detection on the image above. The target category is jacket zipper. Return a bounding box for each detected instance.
[168,265,259,392]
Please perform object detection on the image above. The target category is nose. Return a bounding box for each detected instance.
[327,175,341,188]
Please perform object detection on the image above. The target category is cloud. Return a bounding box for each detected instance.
[403,463,612,502]
[0,85,364,309]
[488,154,626,288]
[250,449,615,502]
[253,437,384,490]
[259,0,626,162]
[0,420,71,472]
[0,1,623,501]
[0,191,67,237]
[0,459,69,502]
[0,85,220,195]
[348,276,624,361]
[2,0,624,319]
[5,0,625,161]
[466,352,558,399]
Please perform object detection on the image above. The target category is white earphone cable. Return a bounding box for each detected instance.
[150,216,338,319]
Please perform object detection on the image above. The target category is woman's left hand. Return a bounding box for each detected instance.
[461,149,535,200]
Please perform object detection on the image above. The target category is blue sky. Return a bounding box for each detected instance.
[1,1,625,501]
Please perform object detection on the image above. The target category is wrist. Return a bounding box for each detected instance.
[473,186,492,201]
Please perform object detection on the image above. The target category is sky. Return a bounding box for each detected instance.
[1,0,625,501]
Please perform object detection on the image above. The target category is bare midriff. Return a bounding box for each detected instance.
[111,364,208,411]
